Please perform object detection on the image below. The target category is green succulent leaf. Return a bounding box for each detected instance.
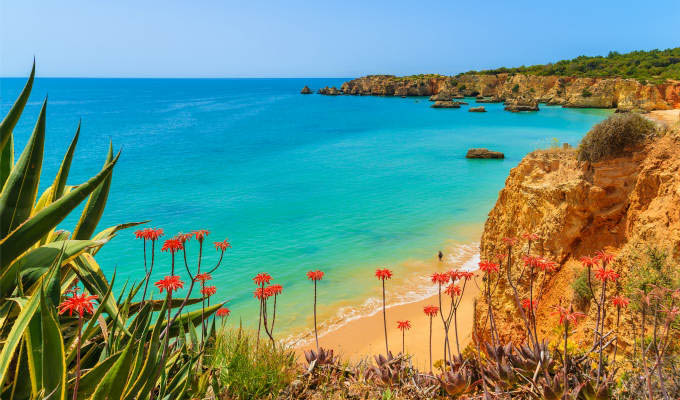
[0,240,99,299]
[0,151,120,266]
[40,286,66,400]
[0,284,40,385]
[0,61,34,153]
[0,98,46,239]
[0,132,13,191]
[52,122,80,202]
[73,142,113,240]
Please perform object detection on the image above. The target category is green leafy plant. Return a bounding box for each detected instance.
[0,63,224,400]
[581,88,593,97]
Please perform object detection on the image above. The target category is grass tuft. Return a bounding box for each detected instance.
[208,328,297,399]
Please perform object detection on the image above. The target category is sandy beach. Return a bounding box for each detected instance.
[296,277,480,371]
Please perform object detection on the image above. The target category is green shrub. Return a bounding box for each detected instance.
[512,84,520,93]
[623,246,679,304]
[577,113,657,162]
[459,84,466,91]
[571,268,593,308]
[208,328,296,399]
[581,88,593,97]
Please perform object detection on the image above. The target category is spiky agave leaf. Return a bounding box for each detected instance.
[0,60,34,153]
[72,141,114,240]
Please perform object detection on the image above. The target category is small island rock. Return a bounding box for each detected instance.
[466,148,504,159]
[469,106,486,112]
[431,100,461,109]
[300,85,313,94]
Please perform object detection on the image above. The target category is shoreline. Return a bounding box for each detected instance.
[289,229,482,369]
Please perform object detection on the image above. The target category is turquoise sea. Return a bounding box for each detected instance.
[0,77,610,338]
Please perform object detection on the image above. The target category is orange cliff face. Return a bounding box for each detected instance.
[340,74,680,111]
[474,128,680,349]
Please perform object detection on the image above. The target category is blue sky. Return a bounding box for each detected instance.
[1,0,679,78]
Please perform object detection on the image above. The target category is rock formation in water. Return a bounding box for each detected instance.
[318,86,342,95]
[474,127,680,350]
[300,85,313,94]
[340,74,680,111]
[466,148,502,158]
[431,100,461,109]
[504,96,539,112]
[468,106,486,112]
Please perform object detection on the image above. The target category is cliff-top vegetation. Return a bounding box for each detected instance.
[462,47,680,83]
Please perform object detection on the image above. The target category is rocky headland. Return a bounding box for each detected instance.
[474,121,680,351]
[338,74,680,111]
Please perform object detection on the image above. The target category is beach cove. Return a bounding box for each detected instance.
[1,77,611,345]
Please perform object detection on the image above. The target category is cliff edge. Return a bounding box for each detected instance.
[475,122,680,350]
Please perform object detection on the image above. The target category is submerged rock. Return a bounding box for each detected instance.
[431,101,461,108]
[469,106,487,112]
[466,148,504,158]
[300,85,313,94]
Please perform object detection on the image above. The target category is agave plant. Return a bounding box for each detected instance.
[0,63,223,400]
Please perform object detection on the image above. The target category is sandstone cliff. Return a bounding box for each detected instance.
[340,74,680,111]
[474,126,680,351]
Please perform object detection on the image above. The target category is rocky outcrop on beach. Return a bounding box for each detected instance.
[466,148,502,158]
[504,96,539,112]
[340,74,680,111]
[431,100,461,108]
[469,106,486,112]
[474,127,680,347]
[300,85,313,94]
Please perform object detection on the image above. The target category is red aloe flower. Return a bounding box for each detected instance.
[479,260,499,274]
[397,320,412,331]
[523,255,542,268]
[254,287,271,300]
[306,270,324,281]
[253,272,273,286]
[194,229,210,242]
[195,272,212,283]
[216,307,231,317]
[214,239,231,251]
[595,250,615,265]
[200,286,217,297]
[424,305,439,317]
[502,236,518,246]
[147,228,164,241]
[161,238,184,253]
[552,305,586,326]
[58,293,99,317]
[521,298,537,311]
[595,267,620,282]
[537,258,558,272]
[579,255,599,268]
[495,253,508,262]
[448,270,464,282]
[431,272,450,285]
[268,284,283,295]
[375,268,393,280]
[459,271,474,280]
[522,232,540,241]
[155,275,184,293]
[612,295,630,309]
[445,284,462,297]
[134,228,150,239]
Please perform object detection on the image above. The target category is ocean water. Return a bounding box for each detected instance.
[0,77,610,337]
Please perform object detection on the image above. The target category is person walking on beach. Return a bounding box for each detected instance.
[438,250,444,262]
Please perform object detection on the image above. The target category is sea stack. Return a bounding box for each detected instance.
[469,106,486,112]
[300,85,312,94]
[466,148,504,159]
